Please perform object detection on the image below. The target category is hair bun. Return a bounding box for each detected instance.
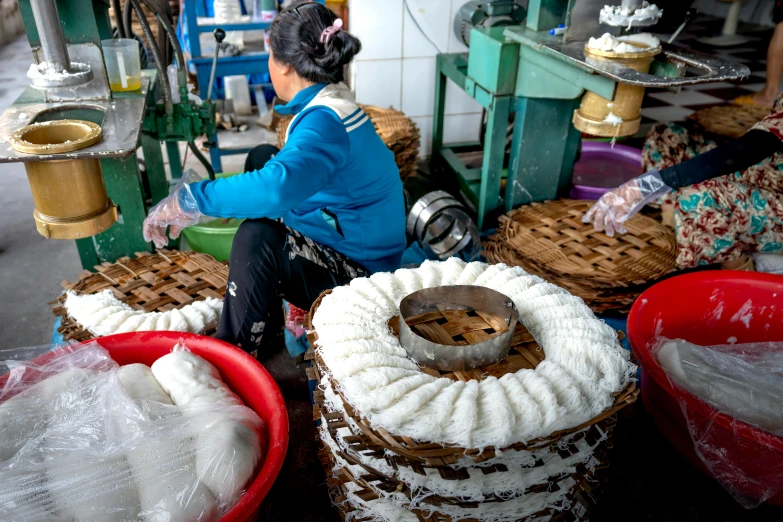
[269,3,362,84]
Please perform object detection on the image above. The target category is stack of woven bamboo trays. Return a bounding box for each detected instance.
[51,250,228,342]
[306,290,639,522]
[277,105,421,181]
[483,200,678,314]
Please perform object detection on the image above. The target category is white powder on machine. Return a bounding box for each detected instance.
[599,2,663,28]
[587,32,660,53]
[26,61,89,81]
[603,112,624,126]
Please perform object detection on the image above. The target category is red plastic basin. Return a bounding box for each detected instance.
[1,332,289,522]
[628,271,783,506]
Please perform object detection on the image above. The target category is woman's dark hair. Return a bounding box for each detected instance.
[270,2,362,84]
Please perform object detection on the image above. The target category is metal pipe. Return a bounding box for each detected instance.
[29,0,71,72]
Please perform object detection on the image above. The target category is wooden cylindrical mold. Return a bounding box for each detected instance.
[9,120,118,239]
[573,43,661,138]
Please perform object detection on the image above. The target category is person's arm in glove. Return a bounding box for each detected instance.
[583,170,670,236]
[143,170,204,249]
[584,129,783,236]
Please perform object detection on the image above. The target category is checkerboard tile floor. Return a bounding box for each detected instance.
[637,15,776,137]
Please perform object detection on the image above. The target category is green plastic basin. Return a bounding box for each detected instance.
[181,172,243,262]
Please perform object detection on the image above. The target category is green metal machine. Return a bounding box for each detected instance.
[0,0,215,269]
[435,0,750,229]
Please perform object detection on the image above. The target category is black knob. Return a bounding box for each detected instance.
[214,28,226,43]
[685,8,698,21]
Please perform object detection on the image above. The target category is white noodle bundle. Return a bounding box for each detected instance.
[312,261,634,449]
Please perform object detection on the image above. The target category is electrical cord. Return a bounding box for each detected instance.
[130,0,173,115]
[112,0,126,38]
[141,0,188,101]
[403,0,445,54]
[188,141,216,181]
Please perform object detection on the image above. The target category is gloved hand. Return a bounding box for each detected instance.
[143,170,205,248]
[582,169,672,236]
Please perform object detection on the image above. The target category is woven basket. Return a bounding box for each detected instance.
[276,105,421,181]
[51,250,228,342]
[306,289,638,521]
[688,104,771,140]
[499,200,677,287]
[482,237,641,314]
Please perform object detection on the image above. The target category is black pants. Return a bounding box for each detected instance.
[215,145,369,355]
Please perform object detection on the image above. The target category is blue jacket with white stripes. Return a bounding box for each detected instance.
[189,82,407,273]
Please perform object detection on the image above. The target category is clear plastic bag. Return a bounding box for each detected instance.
[652,337,783,508]
[0,341,265,522]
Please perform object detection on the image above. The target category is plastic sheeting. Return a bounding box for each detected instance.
[0,341,264,522]
[653,337,783,508]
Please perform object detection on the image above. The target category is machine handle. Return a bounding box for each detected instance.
[668,8,698,44]
[206,28,226,101]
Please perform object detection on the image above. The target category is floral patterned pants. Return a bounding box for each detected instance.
[643,123,783,268]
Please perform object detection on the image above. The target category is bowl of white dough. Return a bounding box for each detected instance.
[0,331,289,522]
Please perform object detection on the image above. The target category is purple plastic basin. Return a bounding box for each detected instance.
[569,141,643,200]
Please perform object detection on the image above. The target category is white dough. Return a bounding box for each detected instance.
[0,368,95,461]
[117,364,174,404]
[114,362,217,522]
[151,352,262,508]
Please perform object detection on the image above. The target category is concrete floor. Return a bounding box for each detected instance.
[1,34,783,522]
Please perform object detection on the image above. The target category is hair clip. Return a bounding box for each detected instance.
[320,18,343,44]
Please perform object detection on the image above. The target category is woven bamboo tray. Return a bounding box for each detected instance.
[318,421,613,522]
[276,105,421,181]
[688,104,771,140]
[482,237,641,315]
[306,290,638,468]
[499,200,677,287]
[51,250,228,341]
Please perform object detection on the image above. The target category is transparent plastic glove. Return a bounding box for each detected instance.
[582,168,672,236]
[143,170,204,248]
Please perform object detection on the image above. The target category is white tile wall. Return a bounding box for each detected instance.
[402,57,436,117]
[350,0,481,156]
[443,113,482,143]
[403,0,450,57]
[350,0,404,60]
[446,81,482,115]
[353,60,403,109]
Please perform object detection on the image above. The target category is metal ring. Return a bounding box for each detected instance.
[405,190,455,237]
[422,213,457,245]
[426,211,468,255]
[414,197,462,241]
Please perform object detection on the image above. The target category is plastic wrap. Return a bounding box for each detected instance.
[751,253,783,275]
[0,341,265,522]
[652,337,783,507]
[142,169,205,248]
[583,168,671,236]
